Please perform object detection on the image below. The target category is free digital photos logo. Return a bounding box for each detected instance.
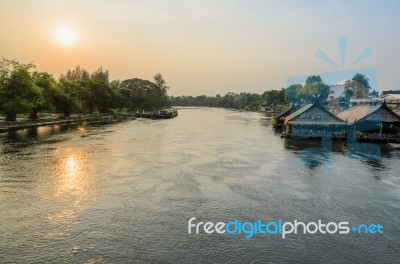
[187,217,383,240]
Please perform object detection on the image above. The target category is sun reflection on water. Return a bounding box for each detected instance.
[55,148,96,202]
[66,155,79,178]
[45,147,96,226]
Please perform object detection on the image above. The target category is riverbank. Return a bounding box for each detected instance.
[0,114,133,133]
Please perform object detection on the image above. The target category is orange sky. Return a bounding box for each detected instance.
[1,0,400,96]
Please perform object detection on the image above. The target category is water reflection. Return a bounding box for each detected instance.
[66,155,79,177]
[298,147,332,168]
[53,148,95,207]
[77,123,88,137]
[347,141,382,162]
[283,137,394,168]
[6,125,63,140]
[46,208,78,223]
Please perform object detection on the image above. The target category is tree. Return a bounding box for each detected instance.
[85,67,113,113]
[115,87,133,110]
[61,66,90,82]
[0,58,175,119]
[352,73,371,90]
[61,66,113,114]
[153,73,169,95]
[169,92,263,111]
[0,68,43,121]
[283,76,330,105]
[344,73,371,98]
[87,79,113,113]
[31,72,60,119]
[305,75,323,84]
[303,75,330,103]
[56,79,80,117]
[344,88,354,100]
[285,84,302,105]
[263,88,285,107]
[117,77,170,111]
[90,66,109,83]
[59,66,91,113]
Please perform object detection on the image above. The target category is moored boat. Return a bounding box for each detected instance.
[152,108,178,119]
[136,108,178,119]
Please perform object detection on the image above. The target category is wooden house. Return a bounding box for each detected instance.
[284,100,347,138]
[337,102,400,136]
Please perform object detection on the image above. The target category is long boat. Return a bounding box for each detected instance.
[135,108,178,119]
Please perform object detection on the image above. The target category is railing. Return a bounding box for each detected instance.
[291,128,346,138]
[358,133,400,142]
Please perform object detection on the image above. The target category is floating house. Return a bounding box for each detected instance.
[337,102,400,137]
[272,105,297,127]
[284,100,347,138]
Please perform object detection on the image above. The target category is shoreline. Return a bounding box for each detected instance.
[0,114,133,133]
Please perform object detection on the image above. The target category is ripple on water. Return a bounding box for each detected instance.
[1,108,400,263]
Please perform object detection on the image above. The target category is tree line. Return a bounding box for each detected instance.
[170,92,263,111]
[0,57,170,121]
[170,74,373,112]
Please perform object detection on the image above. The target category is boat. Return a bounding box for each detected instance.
[152,108,178,119]
[136,108,178,119]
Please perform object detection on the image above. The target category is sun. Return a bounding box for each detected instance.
[54,27,76,46]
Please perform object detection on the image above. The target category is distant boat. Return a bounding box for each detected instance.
[136,108,178,119]
[152,108,178,119]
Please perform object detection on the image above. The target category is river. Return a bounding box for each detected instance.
[0,107,399,263]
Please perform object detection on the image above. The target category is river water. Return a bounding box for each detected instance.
[0,107,399,263]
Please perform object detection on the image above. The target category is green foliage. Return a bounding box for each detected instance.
[285,84,301,104]
[303,75,330,102]
[344,73,371,98]
[0,68,43,121]
[56,79,80,117]
[61,66,90,82]
[31,72,61,118]
[90,66,109,83]
[305,75,322,84]
[262,88,285,107]
[284,75,329,106]
[352,73,371,90]
[169,92,262,111]
[272,118,280,127]
[0,58,171,120]
[116,77,170,111]
[153,73,169,95]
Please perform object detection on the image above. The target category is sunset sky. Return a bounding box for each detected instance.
[1,0,399,96]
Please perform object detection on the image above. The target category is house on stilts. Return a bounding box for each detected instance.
[284,99,347,138]
[337,102,400,140]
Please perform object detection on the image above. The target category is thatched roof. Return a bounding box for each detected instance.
[274,105,297,119]
[285,100,345,125]
[337,102,400,124]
